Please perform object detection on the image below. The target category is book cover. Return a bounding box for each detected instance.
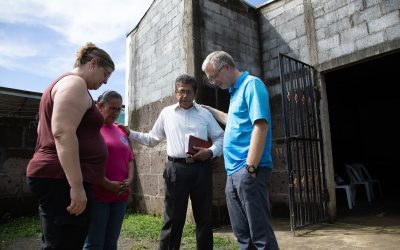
[186,135,212,155]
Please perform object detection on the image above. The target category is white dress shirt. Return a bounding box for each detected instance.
[129,102,224,158]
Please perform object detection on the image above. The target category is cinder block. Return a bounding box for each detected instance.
[355,32,385,49]
[368,11,400,34]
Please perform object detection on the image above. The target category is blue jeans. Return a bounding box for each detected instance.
[83,200,128,250]
[225,167,278,250]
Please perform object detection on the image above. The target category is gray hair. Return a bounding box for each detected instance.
[201,51,236,72]
[97,90,122,105]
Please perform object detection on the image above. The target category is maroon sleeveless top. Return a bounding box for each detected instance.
[26,73,108,184]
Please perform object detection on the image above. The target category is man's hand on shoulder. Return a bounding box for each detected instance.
[115,123,130,136]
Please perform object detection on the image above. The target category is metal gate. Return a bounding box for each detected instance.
[278,53,328,233]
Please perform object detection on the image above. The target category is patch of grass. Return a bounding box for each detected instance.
[121,213,163,240]
[1,213,237,250]
[0,216,41,248]
[122,213,237,249]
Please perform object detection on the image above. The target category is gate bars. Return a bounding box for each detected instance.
[278,53,328,233]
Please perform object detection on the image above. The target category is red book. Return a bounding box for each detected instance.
[186,135,212,155]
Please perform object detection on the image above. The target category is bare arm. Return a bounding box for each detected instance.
[247,120,268,177]
[202,105,228,125]
[51,76,91,215]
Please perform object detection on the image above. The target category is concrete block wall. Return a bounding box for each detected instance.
[259,0,307,82]
[312,0,400,63]
[201,0,261,76]
[126,0,187,111]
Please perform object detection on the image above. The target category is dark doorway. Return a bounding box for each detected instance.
[325,51,400,206]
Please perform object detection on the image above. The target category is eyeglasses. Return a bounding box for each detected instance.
[176,89,194,96]
[208,65,224,85]
[106,106,122,113]
[103,68,112,80]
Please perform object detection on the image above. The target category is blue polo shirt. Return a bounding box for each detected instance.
[224,71,272,175]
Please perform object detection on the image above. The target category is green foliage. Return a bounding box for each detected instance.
[0,216,40,248]
[121,213,163,240]
[1,213,237,249]
[122,213,237,249]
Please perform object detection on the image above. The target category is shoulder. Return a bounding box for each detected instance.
[53,74,90,106]
[163,103,178,113]
[194,103,215,119]
[55,75,87,96]
[243,75,268,94]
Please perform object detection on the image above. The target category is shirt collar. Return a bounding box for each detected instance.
[229,71,249,95]
[173,101,199,111]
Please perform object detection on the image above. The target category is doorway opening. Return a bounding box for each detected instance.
[325,51,400,212]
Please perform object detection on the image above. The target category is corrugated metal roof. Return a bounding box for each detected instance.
[0,87,42,119]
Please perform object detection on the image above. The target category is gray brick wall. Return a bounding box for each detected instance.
[312,0,400,63]
[126,0,186,111]
[201,0,261,76]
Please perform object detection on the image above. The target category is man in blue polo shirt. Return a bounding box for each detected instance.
[202,51,278,250]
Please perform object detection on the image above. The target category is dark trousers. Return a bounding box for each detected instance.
[27,177,92,250]
[159,160,213,250]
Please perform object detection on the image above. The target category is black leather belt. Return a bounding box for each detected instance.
[168,156,195,164]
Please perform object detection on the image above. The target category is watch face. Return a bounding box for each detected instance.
[247,165,256,173]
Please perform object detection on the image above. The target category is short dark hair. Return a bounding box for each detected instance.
[97,90,122,105]
[175,74,197,93]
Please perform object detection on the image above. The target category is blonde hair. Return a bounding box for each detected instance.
[74,42,115,70]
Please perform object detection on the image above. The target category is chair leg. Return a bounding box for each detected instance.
[344,186,352,209]
[364,183,372,202]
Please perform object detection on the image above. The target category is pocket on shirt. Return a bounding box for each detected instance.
[186,123,208,140]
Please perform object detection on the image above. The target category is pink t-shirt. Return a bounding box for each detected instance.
[92,123,134,202]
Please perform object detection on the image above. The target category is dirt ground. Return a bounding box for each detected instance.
[4,199,400,250]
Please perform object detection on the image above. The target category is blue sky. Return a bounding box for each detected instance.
[0,0,267,103]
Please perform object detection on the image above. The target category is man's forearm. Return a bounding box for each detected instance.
[204,105,227,125]
[247,120,268,166]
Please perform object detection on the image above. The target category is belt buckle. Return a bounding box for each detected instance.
[186,155,195,164]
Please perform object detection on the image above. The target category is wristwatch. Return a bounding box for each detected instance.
[245,164,258,174]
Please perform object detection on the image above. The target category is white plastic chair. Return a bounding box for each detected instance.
[335,174,353,209]
[351,163,382,199]
[345,164,372,203]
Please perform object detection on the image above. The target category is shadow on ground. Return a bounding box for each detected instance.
[215,198,400,250]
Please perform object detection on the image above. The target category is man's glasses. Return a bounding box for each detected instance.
[208,65,224,85]
[176,89,194,96]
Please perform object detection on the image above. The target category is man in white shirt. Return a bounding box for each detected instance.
[125,74,224,250]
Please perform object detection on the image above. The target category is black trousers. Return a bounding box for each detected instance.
[27,177,92,250]
[159,160,213,250]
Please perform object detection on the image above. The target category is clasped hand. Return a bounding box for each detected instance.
[191,146,212,161]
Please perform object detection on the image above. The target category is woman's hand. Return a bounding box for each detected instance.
[103,178,126,195]
[67,185,87,216]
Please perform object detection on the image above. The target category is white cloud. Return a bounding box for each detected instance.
[0,42,39,59]
[0,0,154,45]
[0,0,153,93]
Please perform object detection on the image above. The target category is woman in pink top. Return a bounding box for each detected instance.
[84,90,134,250]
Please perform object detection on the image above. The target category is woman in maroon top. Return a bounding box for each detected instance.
[26,42,114,250]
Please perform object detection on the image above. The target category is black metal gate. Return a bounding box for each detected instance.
[278,53,328,233]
